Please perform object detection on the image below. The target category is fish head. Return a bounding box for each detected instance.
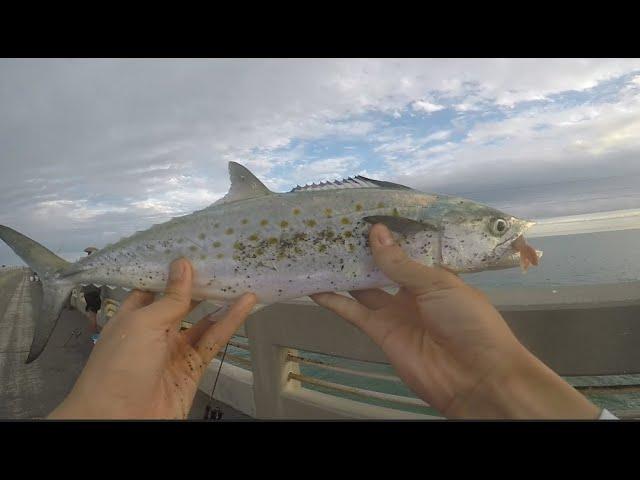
[364,196,541,274]
[425,198,540,273]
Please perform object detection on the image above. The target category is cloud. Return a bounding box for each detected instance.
[411,100,445,113]
[289,156,363,185]
[2,59,640,265]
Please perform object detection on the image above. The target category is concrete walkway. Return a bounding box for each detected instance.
[0,269,248,420]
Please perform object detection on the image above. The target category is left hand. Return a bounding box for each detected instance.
[49,258,257,419]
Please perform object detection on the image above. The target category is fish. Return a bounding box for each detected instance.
[0,161,541,363]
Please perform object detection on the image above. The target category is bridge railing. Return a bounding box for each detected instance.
[70,282,640,419]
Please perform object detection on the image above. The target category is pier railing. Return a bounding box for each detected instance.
[71,283,640,419]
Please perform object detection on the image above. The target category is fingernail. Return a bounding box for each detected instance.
[169,259,185,281]
[376,225,395,246]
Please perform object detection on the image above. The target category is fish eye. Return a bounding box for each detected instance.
[491,218,508,235]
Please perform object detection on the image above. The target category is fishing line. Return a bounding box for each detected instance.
[204,341,229,421]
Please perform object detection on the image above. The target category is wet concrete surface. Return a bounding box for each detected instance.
[0,268,248,420]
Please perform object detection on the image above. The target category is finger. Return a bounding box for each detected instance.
[194,293,257,363]
[140,258,193,328]
[395,286,415,302]
[311,292,397,346]
[369,223,463,296]
[117,290,155,316]
[349,288,395,310]
[183,304,228,346]
[183,316,217,346]
[311,292,372,330]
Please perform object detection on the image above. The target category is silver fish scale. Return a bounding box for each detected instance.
[71,188,438,304]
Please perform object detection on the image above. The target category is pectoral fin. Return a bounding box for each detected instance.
[363,216,440,235]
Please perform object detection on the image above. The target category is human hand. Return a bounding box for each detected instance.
[49,258,256,419]
[312,224,599,419]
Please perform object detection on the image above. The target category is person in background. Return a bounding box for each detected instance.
[82,247,102,344]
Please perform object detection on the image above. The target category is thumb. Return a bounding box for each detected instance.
[141,258,193,327]
[369,223,462,296]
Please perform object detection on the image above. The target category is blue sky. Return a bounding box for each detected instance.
[1,59,640,265]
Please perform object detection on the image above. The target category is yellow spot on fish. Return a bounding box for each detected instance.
[324,208,333,217]
[256,248,264,255]
[341,217,351,225]
[305,219,317,227]
[344,231,353,238]
[293,208,301,215]
[249,234,259,242]
[268,237,278,245]
[318,244,327,253]
[260,219,269,226]
[225,228,234,235]
[355,204,363,211]
[241,219,248,225]
[200,254,207,260]
[216,253,224,259]
[233,242,245,250]
[198,233,206,240]
[377,202,385,208]
[212,241,221,248]
[280,220,289,228]
[348,244,355,252]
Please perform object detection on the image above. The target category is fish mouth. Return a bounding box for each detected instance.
[509,218,539,271]
[487,249,543,271]
[493,218,539,272]
[511,218,536,239]
[495,218,535,250]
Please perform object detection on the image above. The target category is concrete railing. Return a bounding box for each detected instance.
[70,281,640,419]
[212,287,640,419]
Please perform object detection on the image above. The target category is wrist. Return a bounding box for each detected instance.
[470,348,600,420]
[48,387,103,419]
[447,347,600,419]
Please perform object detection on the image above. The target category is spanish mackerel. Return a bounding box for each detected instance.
[0,162,541,362]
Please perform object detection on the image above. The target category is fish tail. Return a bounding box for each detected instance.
[0,225,74,363]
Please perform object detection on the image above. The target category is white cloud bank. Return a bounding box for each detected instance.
[2,58,640,264]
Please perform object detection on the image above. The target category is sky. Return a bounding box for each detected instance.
[1,58,640,265]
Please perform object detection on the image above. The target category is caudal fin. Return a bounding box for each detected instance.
[0,225,73,363]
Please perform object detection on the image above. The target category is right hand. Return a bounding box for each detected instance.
[312,224,600,419]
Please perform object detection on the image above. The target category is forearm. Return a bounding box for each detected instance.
[451,348,600,419]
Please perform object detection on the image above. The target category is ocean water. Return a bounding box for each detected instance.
[463,228,640,288]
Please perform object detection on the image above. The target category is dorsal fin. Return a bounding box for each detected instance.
[213,162,274,205]
[290,175,413,193]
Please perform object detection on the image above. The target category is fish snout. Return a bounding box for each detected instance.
[512,217,536,234]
